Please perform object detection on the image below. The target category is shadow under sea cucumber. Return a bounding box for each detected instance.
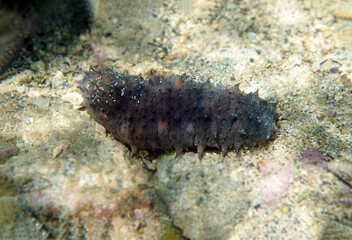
[79,69,279,158]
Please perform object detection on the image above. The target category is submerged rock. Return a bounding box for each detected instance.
[155,153,249,240]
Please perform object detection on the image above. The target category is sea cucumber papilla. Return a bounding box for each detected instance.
[79,69,279,158]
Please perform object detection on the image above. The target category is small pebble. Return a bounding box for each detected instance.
[61,92,84,109]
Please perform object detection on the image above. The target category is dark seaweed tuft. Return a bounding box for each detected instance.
[0,0,92,77]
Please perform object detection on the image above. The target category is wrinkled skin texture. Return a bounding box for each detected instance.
[80,69,279,158]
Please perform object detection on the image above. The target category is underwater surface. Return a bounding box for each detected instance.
[0,0,352,239]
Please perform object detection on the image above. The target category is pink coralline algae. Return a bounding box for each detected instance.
[257,158,294,208]
[301,149,352,205]
[301,149,331,175]
[0,140,18,164]
[302,149,331,163]
[21,181,161,239]
[90,36,108,67]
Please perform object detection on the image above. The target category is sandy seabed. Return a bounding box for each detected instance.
[1,0,352,239]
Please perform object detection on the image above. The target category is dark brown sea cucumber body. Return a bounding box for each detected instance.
[80,69,279,158]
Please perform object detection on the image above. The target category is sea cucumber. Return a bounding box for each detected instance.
[79,69,279,158]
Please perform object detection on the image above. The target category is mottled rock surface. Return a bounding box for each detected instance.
[155,153,250,240]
